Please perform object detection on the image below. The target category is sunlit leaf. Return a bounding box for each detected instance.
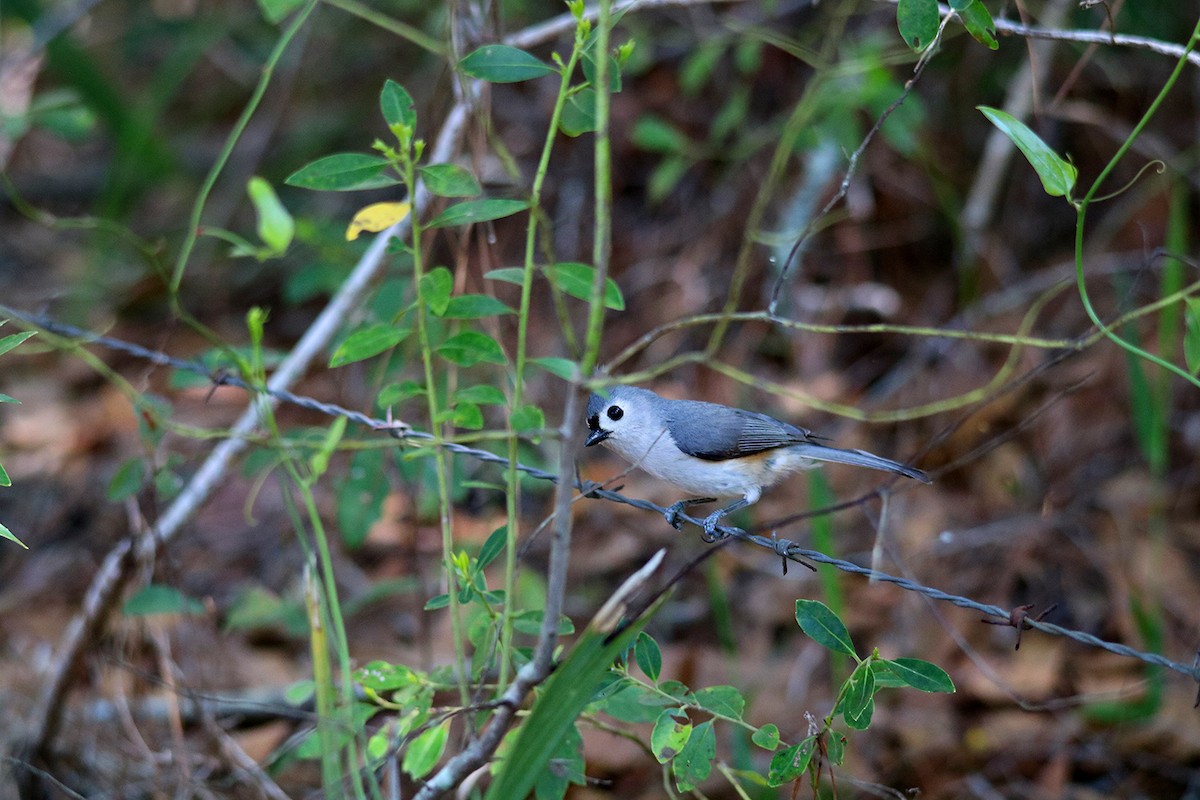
[247,176,294,254]
[330,324,411,367]
[979,106,1077,197]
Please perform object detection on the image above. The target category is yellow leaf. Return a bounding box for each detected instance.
[346,201,412,241]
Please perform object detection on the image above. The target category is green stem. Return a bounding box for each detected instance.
[581,0,614,377]
[1073,16,1200,389]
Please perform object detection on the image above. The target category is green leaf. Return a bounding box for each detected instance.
[631,114,690,154]
[673,720,715,792]
[483,267,525,285]
[634,632,662,682]
[0,330,36,358]
[106,458,145,502]
[548,262,625,310]
[424,593,450,610]
[428,198,529,228]
[896,0,940,51]
[530,357,577,381]
[693,685,744,720]
[440,294,514,319]
[381,79,416,129]
[881,657,955,693]
[477,526,508,570]
[402,720,449,779]
[285,153,401,191]
[1184,298,1200,374]
[255,0,304,24]
[559,87,597,137]
[460,44,558,83]
[838,662,876,725]
[952,0,998,49]
[330,324,410,367]
[379,380,426,406]
[453,385,507,405]
[420,267,454,316]
[825,730,847,765]
[437,331,506,367]
[595,681,673,723]
[751,724,780,750]
[123,584,205,616]
[356,660,421,692]
[510,404,545,432]
[0,521,27,549]
[843,696,875,730]
[767,737,815,786]
[246,176,294,255]
[448,401,484,430]
[0,462,9,487]
[795,599,856,657]
[978,106,1078,198]
[650,709,691,763]
[418,163,481,197]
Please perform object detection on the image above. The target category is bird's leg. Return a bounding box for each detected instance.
[700,498,751,542]
[664,497,717,530]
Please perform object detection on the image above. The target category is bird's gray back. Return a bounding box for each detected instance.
[662,398,818,461]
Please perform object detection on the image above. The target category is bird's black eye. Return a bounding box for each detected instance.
[587,413,600,431]
[606,405,624,421]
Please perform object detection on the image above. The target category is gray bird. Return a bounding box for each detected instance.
[585,386,929,540]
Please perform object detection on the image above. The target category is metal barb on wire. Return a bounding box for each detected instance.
[6,304,1200,693]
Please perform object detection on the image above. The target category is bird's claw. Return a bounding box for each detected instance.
[663,501,688,530]
[701,514,741,543]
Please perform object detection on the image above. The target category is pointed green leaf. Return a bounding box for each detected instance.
[285,153,400,191]
[123,584,205,616]
[952,0,998,49]
[437,331,506,366]
[439,294,514,318]
[673,720,715,791]
[0,521,27,549]
[448,401,484,429]
[247,177,294,254]
[530,357,577,381]
[978,106,1077,197]
[402,720,449,779]
[378,380,426,406]
[0,330,36,358]
[453,385,507,405]
[477,526,508,570]
[428,198,529,228]
[896,0,940,51]
[1184,298,1200,374]
[330,324,410,367]
[881,657,955,693]
[795,599,856,657]
[460,44,558,83]
[634,631,662,682]
[548,262,625,310]
[559,87,597,137]
[483,267,525,285]
[837,662,876,725]
[418,163,481,197]
[631,114,690,154]
[381,79,416,129]
[0,462,9,487]
[107,458,146,502]
[419,267,453,315]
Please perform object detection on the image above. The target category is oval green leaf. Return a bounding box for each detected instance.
[883,657,955,693]
[767,737,814,786]
[436,331,506,366]
[897,0,940,51]
[440,294,514,318]
[381,79,416,129]
[650,709,691,763]
[530,357,577,381]
[247,177,294,254]
[420,267,453,315]
[751,723,780,751]
[549,262,625,310]
[402,720,449,779]
[285,153,400,191]
[510,404,544,432]
[418,163,481,197]
[460,44,558,83]
[978,106,1077,197]
[428,198,529,228]
[693,685,744,720]
[634,631,662,682]
[795,599,856,657]
[453,385,507,405]
[330,324,410,367]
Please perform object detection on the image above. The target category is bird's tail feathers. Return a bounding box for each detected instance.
[790,444,930,484]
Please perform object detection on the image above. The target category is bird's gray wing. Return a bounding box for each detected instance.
[664,401,817,461]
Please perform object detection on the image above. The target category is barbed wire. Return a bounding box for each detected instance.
[5,304,1199,687]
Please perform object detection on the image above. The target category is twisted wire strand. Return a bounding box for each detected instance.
[5,305,1199,684]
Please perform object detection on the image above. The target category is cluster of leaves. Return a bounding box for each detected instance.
[577,600,954,794]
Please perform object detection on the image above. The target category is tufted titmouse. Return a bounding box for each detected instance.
[585,386,929,540]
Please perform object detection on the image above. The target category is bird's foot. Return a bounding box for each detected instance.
[701,513,741,543]
[664,498,716,530]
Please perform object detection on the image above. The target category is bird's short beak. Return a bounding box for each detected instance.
[585,427,610,447]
